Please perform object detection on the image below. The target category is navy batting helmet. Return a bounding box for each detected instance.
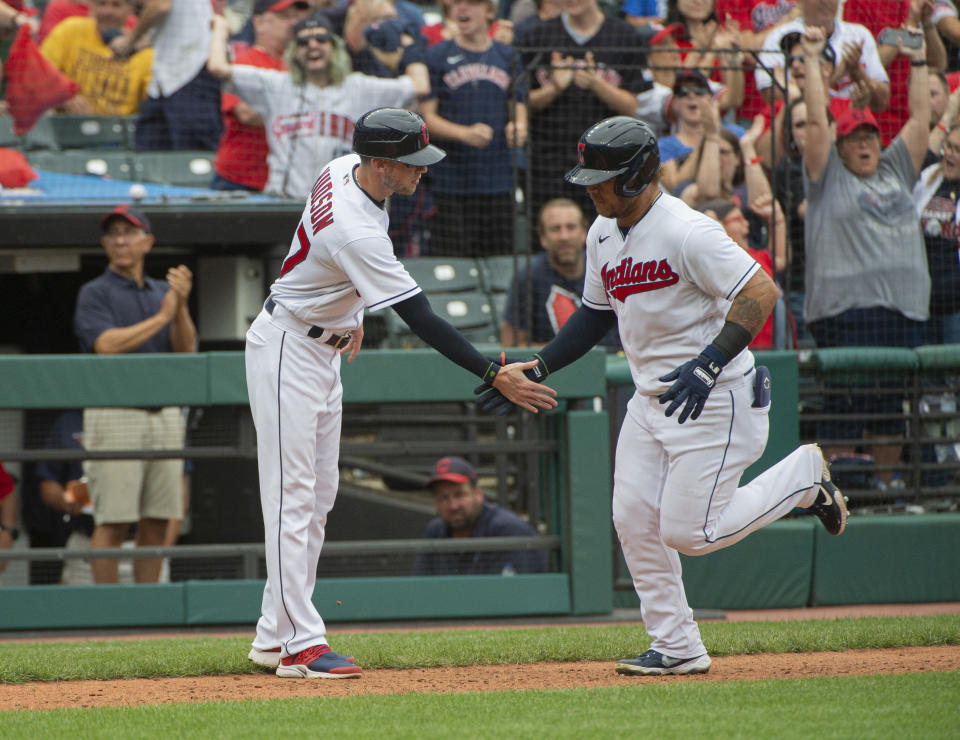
[352,108,446,166]
[564,117,660,197]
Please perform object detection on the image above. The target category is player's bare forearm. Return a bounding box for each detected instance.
[492,362,557,413]
[726,270,779,339]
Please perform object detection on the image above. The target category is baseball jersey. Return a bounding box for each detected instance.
[214,47,286,190]
[424,39,525,195]
[227,67,415,199]
[581,192,760,396]
[503,252,621,348]
[268,153,422,330]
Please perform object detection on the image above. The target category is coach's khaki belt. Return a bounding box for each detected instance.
[264,298,352,350]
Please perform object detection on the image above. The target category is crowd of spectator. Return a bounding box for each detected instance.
[0,0,958,553]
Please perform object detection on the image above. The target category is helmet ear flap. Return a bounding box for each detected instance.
[614,147,661,198]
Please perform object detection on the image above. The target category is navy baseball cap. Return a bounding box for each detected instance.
[293,10,334,35]
[426,457,477,487]
[101,204,151,233]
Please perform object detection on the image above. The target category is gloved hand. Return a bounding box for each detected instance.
[657,345,726,424]
[364,18,404,52]
[473,354,549,415]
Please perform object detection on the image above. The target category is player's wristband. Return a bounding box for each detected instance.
[910,59,927,67]
[481,361,500,384]
[707,321,753,364]
[937,122,948,133]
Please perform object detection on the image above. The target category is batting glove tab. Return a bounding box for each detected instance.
[657,345,727,424]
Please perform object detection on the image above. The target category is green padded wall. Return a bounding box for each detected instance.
[811,514,960,605]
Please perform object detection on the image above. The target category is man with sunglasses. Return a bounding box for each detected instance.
[207,10,429,199]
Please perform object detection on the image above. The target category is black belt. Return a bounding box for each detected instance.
[265,298,352,349]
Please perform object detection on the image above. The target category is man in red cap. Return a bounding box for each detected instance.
[73,205,197,584]
[413,456,548,575]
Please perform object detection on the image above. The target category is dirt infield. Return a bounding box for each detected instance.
[2,603,958,711]
[2,647,959,710]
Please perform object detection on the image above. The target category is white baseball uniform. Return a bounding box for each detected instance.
[583,192,824,658]
[245,153,421,658]
[228,67,416,199]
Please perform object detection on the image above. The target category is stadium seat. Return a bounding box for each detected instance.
[383,290,498,347]
[403,257,482,293]
[478,255,519,293]
[19,116,58,150]
[49,115,129,149]
[0,116,16,148]
[26,149,134,179]
[489,291,507,324]
[131,151,216,187]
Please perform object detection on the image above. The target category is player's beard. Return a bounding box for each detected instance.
[384,167,420,196]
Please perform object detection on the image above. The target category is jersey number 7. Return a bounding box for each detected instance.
[280,223,311,277]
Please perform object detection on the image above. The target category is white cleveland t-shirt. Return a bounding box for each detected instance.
[267,153,422,330]
[582,192,760,396]
[228,67,416,199]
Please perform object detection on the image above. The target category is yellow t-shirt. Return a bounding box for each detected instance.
[40,17,153,116]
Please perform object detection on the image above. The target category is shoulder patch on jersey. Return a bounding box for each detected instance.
[601,256,679,301]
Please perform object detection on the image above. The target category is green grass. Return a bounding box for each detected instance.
[0,673,957,739]
[1,614,958,683]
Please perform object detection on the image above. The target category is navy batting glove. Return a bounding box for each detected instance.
[657,345,727,424]
[473,383,514,415]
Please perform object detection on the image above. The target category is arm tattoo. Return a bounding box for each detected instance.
[727,281,770,339]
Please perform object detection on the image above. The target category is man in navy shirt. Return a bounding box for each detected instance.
[421,0,527,257]
[502,198,620,348]
[516,0,651,221]
[73,205,196,584]
[413,456,548,575]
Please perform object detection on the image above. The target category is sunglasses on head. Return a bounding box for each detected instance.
[676,85,710,98]
[296,31,332,46]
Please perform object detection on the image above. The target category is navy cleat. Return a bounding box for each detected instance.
[615,649,712,676]
[812,446,849,535]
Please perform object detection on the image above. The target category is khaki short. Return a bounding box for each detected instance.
[83,407,186,525]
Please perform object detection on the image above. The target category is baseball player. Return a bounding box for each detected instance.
[245,107,556,679]
[477,116,848,676]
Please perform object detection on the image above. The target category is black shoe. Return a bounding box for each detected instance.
[812,447,848,535]
[615,649,712,676]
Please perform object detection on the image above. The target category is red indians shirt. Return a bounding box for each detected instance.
[214,47,286,190]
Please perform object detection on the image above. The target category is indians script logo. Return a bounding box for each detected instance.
[421,124,429,146]
[601,257,679,301]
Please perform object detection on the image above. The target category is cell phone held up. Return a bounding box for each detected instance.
[877,27,924,50]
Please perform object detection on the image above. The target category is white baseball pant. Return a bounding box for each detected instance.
[245,309,343,657]
[612,370,823,658]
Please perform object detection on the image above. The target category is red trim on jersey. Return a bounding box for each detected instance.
[280,223,311,277]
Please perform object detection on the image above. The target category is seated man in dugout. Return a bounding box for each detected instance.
[413,456,548,575]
